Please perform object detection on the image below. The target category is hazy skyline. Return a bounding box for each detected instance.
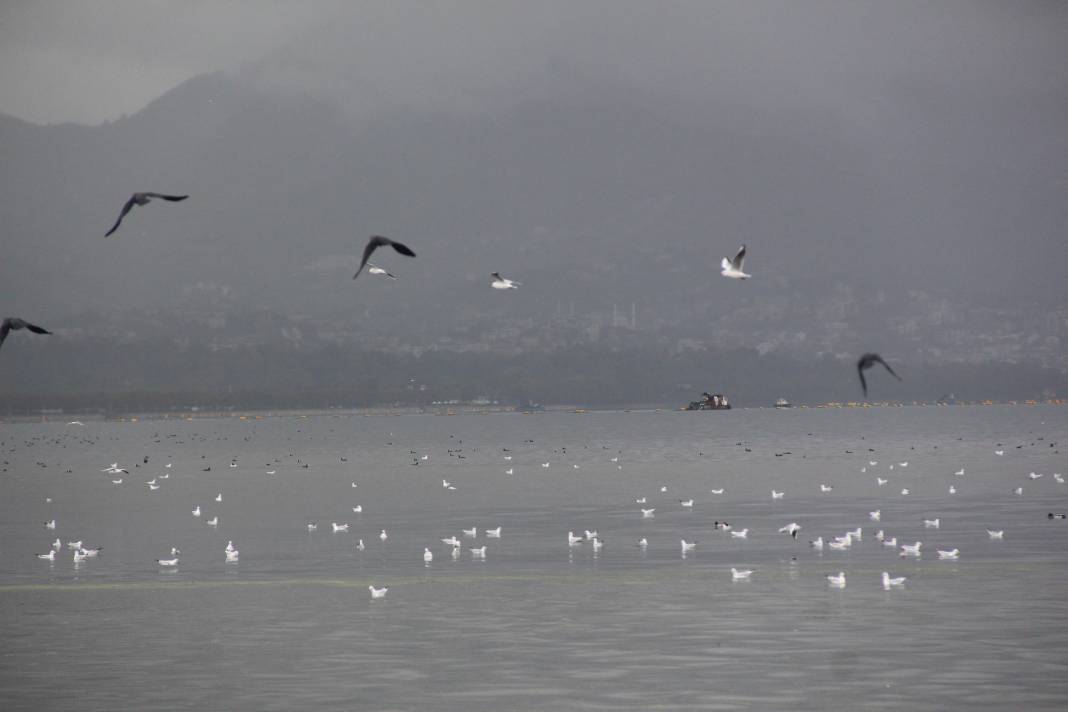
[1,1,1066,408]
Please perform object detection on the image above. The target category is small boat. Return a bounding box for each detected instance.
[684,392,731,411]
[774,398,792,408]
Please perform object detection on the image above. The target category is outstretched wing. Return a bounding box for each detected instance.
[0,319,11,350]
[388,239,416,258]
[732,245,746,270]
[857,364,868,397]
[143,193,188,202]
[104,195,138,237]
[873,355,902,381]
[491,272,502,280]
[24,322,52,335]
[721,257,731,272]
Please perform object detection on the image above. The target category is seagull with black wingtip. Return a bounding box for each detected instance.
[720,245,751,280]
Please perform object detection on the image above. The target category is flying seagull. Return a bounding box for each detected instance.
[720,245,750,280]
[490,273,520,289]
[353,235,416,279]
[366,263,397,280]
[0,318,52,351]
[856,353,902,397]
[104,193,188,237]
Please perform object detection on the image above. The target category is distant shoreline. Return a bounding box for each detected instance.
[3,399,1063,425]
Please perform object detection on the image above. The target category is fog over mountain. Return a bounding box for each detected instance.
[1,2,1066,409]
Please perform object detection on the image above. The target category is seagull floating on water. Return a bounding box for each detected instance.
[353,235,416,279]
[731,567,753,581]
[462,527,477,537]
[730,529,749,539]
[680,539,697,553]
[870,510,881,521]
[924,518,940,529]
[882,572,906,589]
[819,484,833,493]
[423,548,433,565]
[368,585,388,599]
[441,536,461,547]
[641,508,656,518]
[486,527,502,538]
[938,548,960,560]
[900,541,922,557]
[470,545,487,559]
[104,192,188,237]
[987,530,1004,540]
[157,557,179,567]
[771,490,784,500]
[37,550,56,561]
[720,245,751,280]
[332,522,349,533]
[826,572,846,588]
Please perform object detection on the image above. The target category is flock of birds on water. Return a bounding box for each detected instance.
[3,192,904,397]
[14,421,1065,600]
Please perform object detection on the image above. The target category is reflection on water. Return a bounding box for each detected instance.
[2,406,1067,710]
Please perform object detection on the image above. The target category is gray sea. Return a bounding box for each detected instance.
[1,405,1067,710]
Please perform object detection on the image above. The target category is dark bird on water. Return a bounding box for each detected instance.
[105,193,189,237]
[353,235,416,279]
[857,353,902,397]
[0,318,52,352]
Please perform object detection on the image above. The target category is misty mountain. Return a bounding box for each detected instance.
[1,68,1065,385]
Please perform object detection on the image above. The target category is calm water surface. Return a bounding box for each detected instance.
[2,406,1067,710]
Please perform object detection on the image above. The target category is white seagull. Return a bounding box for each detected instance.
[720,245,751,279]
[826,572,846,588]
[869,510,881,521]
[423,548,433,565]
[462,527,477,538]
[486,527,502,538]
[987,529,1004,540]
[680,539,697,553]
[568,531,584,546]
[731,567,753,581]
[938,548,960,560]
[470,545,487,559]
[882,572,906,589]
[37,550,56,561]
[225,549,239,563]
[331,522,349,533]
[192,506,201,517]
[379,529,388,542]
[206,516,218,527]
[900,541,923,557]
[441,536,461,547]
[490,272,521,289]
[366,263,397,279]
[368,585,389,599]
[641,508,656,518]
[819,484,834,493]
[157,557,179,567]
[771,490,784,500]
[730,529,749,539]
[924,518,941,529]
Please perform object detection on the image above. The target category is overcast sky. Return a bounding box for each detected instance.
[3,1,1066,125]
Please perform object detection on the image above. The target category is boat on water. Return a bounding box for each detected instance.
[774,398,792,408]
[684,392,731,411]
